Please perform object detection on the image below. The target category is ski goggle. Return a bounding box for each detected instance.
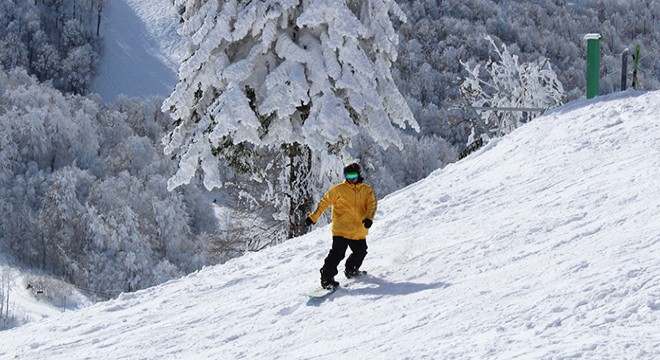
[345,172,359,180]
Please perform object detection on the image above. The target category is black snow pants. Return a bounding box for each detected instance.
[320,236,368,279]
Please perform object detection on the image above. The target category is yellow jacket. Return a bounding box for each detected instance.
[309,180,377,240]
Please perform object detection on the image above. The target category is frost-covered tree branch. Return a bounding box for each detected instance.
[162,0,419,191]
[163,0,419,239]
[460,36,565,137]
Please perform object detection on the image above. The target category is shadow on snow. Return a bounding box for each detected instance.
[306,276,451,306]
[345,276,451,298]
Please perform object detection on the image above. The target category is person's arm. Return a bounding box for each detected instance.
[308,187,335,224]
[363,186,377,227]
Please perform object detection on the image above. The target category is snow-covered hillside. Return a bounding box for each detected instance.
[91,0,184,102]
[1,90,659,358]
[0,256,91,329]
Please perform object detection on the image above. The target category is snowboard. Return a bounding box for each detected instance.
[306,285,338,299]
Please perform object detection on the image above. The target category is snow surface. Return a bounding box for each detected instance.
[91,0,184,102]
[1,90,659,358]
[0,255,92,328]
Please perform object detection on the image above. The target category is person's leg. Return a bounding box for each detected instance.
[320,236,349,286]
[345,239,368,276]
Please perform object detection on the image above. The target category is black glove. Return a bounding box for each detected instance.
[305,216,314,226]
[362,219,373,229]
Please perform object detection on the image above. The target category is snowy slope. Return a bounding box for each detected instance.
[0,255,92,329]
[91,0,184,102]
[1,91,659,358]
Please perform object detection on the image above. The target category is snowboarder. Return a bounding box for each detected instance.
[305,162,378,289]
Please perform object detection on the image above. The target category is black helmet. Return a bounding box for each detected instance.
[343,162,361,176]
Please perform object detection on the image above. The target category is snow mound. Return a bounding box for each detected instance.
[1,90,659,358]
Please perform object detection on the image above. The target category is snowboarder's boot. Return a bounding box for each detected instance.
[320,269,339,289]
[344,268,367,279]
[321,277,339,290]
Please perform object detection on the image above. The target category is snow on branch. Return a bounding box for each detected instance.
[460,36,565,137]
[163,0,418,190]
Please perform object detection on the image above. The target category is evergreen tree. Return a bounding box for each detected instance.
[163,0,418,238]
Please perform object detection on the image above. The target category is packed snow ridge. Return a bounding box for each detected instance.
[2,90,659,358]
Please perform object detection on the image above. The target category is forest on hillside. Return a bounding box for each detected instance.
[394,0,660,144]
[0,0,658,300]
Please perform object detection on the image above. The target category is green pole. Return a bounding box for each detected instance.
[632,44,641,89]
[584,33,602,99]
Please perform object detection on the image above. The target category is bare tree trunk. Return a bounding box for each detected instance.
[0,273,5,324]
[2,271,11,323]
[96,2,103,37]
[283,142,313,239]
[4,289,8,322]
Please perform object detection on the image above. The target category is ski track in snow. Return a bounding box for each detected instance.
[1,91,659,358]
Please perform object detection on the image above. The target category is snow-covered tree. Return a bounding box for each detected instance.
[0,68,217,298]
[63,44,97,95]
[38,168,93,280]
[163,0,419,238]
[393,0,659,147]
[460,36,565,138]
[0,0,102,94]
